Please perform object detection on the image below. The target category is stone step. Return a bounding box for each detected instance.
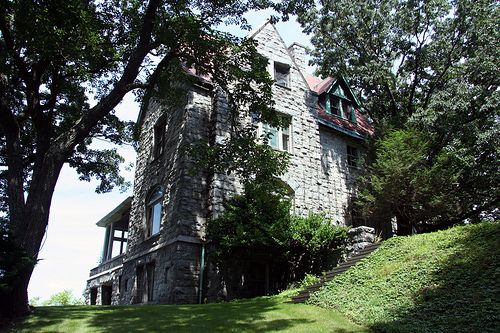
[291,293,310,303]
[351,244,380,255]
[289,243,381,304]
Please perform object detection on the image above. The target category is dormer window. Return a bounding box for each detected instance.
[274,62,290,88]
[322,82,357,123]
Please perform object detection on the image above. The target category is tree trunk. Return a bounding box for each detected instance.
[0,266,32,319]
[395,212,412,236]
[1,155,64,319]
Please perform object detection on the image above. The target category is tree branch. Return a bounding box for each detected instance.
[0,14,31,85]
[124,82,150,91]
[55,0,161,156]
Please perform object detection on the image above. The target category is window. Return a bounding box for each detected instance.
[342,100,353,120]
[347,145,358,168]
[274,62,290,88]
[146,187,163,236]
[153,117,166,159]
[102,222,128,261]
[110,229,128,258]
[322,83,357,122]
[260,120,291,152]
[251,112,292,152]
[325,95,354,119]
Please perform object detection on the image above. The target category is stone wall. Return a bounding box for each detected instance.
[100,83,213,305]
[87,22,370,305]
[85,265,122,305]
[211,23,364,225]
[345,226,376,258]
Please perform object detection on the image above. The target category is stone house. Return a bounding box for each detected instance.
[86,21,373,306]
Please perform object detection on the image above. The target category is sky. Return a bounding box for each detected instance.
[28,10,314,301]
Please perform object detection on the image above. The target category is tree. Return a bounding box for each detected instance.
[43,289,84,306]
[0,0,312,318]
[300,0,499,232]
[357,129,464,234]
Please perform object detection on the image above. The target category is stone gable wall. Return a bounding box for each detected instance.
[210,23,363,224]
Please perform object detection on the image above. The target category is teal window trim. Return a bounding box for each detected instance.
[350,106,357,123]
[338,98,344,118]
[325,95,331,114]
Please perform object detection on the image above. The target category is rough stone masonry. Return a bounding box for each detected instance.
[86,21,374,305]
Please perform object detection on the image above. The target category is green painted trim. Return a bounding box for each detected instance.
[351,106,357,123]
[338,98,344,118]
[325,95,331,114]
[325,76,362,108]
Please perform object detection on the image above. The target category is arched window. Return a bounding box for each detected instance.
[146,187,163,236]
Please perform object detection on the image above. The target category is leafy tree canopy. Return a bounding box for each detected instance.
[299,0,499,231]
[0,0,313,317]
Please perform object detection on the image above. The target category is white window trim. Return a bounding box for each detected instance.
[255,120,292,153]
[346,145,359,168]
[273,61,291,89]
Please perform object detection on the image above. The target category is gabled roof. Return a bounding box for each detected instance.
[307,75,362,106]
[307,75,373,138]
[248,20,310,89]
[306,75,334,95]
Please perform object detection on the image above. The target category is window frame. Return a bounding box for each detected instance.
[346,145,359,168]
[273,62,291,88]
[146,186,163,237]
[255,116,292,153]
[153,116,167,159]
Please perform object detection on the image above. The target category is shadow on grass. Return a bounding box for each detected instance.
[9,297,313,333]
[89,297,309,333]
[370,223,500,333]
[7,293,370,332]
[5,306,93,333]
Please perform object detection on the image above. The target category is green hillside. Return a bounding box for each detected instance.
[309,222,500,333]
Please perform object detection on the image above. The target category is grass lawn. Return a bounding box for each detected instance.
[4,292,370,333]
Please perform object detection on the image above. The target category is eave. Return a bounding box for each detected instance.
[317,118,366,140]
[96,196,133,227]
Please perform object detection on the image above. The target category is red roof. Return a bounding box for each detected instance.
[305,74,336,95]
[317,105,374,137]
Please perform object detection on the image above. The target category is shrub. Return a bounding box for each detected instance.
[288,212,348,277]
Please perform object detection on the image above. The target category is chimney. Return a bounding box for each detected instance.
[288,42,307,74]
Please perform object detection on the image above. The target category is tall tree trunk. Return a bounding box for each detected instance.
[1,154,64,319]
[0,263,32,318]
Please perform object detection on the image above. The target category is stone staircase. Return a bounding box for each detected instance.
[290,243,381,303]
